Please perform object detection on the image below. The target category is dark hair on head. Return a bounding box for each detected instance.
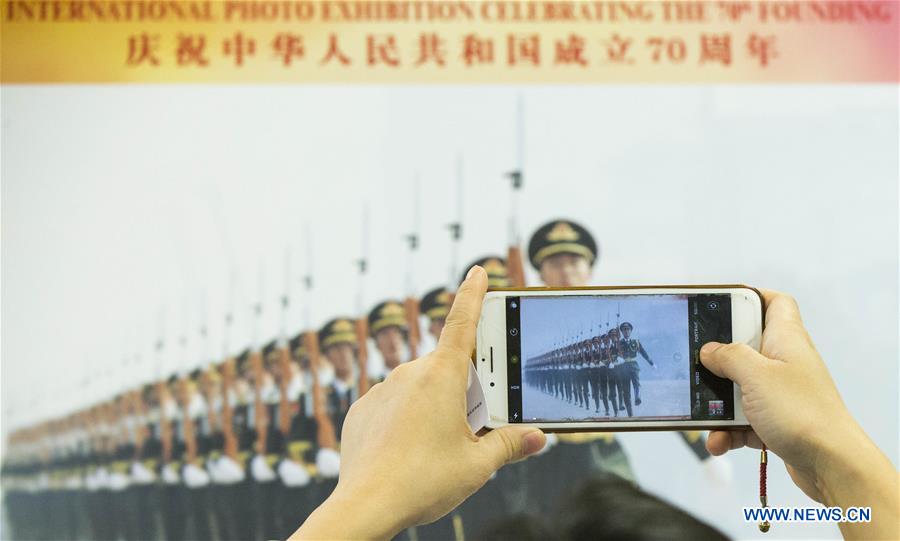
[477,475,728,541]
[478,513,555,541]
[560,474,729,541]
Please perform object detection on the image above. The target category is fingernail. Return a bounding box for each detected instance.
[701,342,723,356]
[466,265,483,281]
[522,430,546,456]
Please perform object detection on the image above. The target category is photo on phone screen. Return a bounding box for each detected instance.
[504,294,735,423]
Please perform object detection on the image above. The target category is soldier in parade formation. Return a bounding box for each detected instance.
[2,213,718,541]
[523,319,655,418]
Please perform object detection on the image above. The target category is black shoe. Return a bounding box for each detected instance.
[635,397,642,406]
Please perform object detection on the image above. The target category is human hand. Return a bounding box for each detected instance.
[702,290,897,541]
[701,290,858,501]
[292,266,546,540]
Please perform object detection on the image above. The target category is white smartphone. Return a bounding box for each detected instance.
[475,285,762,431]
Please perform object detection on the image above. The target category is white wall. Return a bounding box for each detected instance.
[2,84,897,539]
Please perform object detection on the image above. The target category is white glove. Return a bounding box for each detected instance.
[315,448,341,478]
[161,464,180,485]
[183,463,211,488]
[215,455,245,484]
[84,471,98,492]
[130,461,156,485]
[205,458,220,484]
[64,475,83,490]
[107,472,130,491]
[250,454,277,482]
[278,459,312,487]
[94,468,110,490]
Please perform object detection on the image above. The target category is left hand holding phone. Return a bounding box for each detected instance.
[291,265,547,541]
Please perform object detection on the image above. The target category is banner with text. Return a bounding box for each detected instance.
[1,0,898,83]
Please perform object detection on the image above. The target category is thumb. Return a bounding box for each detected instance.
[479,426,546,471]
[700,342,769,386]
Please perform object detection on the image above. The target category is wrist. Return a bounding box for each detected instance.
[815,417,889,507]
[292,483,404,540]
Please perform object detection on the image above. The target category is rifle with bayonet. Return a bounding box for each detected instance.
[278,248,293,436]
[251,264,270,456]
[302,231,338,451]
[304,330,338,451]
[356,206,371,396]
[220,357,239,460]
[251,349,268,455]
[506,95,527,288]
[405,179,422,361]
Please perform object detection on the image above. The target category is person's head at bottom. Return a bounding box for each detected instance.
[481,474,727,541]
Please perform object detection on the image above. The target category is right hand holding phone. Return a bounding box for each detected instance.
[701,290,897,540]
[701,291,857,501]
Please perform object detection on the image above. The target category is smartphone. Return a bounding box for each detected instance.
[475,285,762,431]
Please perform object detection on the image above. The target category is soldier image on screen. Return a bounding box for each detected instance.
[525,328,626,418]
[566,343,577,406]
[578,338,591,410]
[588,335,605,414]
[569,343,579,405]
[608,326,626,413]
[617,321,655,417]
[599,333,618,416]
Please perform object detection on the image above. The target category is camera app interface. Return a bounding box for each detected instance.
[505,294,734,423]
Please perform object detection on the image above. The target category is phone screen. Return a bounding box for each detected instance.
[505,293,734,423]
